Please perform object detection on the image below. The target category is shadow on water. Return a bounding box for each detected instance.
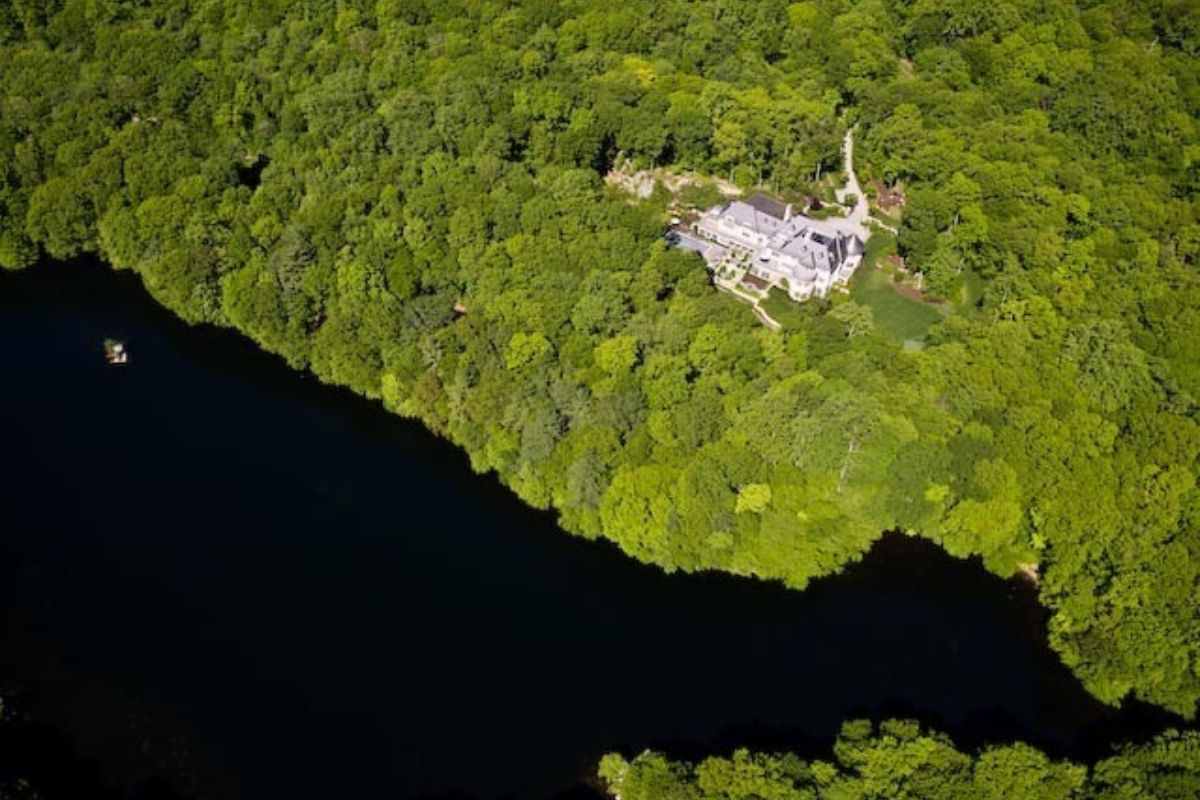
[0,260,1191,800]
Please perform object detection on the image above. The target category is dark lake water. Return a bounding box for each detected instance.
[0,261,1180,800]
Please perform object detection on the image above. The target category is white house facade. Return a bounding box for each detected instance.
[691,195,866,301]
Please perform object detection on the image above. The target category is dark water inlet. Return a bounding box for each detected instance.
[0,261,1185,800]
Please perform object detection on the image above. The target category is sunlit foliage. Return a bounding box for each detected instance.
[602,721,1200,800]
[0,0,1196,716]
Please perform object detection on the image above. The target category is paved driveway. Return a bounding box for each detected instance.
[833,128,871,242]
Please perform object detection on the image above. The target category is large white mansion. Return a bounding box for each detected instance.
[681,194,866,301]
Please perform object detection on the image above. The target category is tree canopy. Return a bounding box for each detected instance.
[0,0,1197,717]
[601,720,1200,800]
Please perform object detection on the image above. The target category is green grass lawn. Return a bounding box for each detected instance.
[760,287,810,330]
[862,230,895,269]
[850,266,945,342]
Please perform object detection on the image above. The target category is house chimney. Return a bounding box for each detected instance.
[784,203,793,222]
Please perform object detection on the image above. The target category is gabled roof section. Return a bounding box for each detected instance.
[744,193,789,220]
[722,201,785,235]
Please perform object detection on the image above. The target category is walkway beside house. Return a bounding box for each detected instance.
[708,259,784,330]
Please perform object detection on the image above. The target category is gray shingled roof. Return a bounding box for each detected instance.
[685,196,867,282]
[722,201,785,235]
[744,193,789,220]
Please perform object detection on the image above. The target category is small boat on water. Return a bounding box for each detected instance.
[104,338,130,365]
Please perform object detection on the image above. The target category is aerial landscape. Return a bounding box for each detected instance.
[0,1,1198,798]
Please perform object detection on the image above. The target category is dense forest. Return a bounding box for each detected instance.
[0,0,1197,724]
[600,719,1200,800]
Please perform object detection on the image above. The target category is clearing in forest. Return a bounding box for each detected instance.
[849,265,945,342]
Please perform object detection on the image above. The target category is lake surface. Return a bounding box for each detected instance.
[0,261,1179,800]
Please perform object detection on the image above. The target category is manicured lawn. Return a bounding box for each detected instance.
[760,287,810,330]
[862,230,895,270]
[850,266,945,342]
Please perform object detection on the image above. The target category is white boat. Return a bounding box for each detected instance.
[104,339,130,365]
